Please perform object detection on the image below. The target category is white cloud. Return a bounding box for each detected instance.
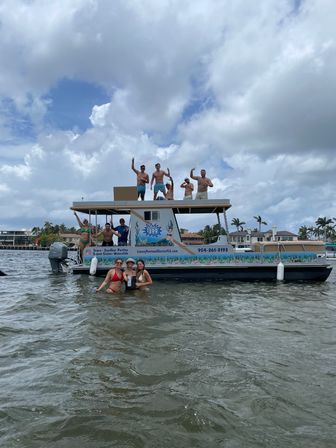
[0,0,335,231]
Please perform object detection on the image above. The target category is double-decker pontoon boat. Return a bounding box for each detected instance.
[59,198,332,282]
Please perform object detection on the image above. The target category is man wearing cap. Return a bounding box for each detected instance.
[96,223,120,246]
[131,158,149,201]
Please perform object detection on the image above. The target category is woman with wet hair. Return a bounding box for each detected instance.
[135,259,153,290]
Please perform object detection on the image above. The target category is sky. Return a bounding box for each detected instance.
[0,0,335,233]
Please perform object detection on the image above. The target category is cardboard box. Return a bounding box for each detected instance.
[113,186,138,201]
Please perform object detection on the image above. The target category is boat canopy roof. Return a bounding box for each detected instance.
[71,199,231,215]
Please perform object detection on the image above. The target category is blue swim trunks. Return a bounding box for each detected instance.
[137,184,146,193]
[154,183,165,194]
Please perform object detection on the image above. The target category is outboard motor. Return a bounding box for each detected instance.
[48,242,68,273]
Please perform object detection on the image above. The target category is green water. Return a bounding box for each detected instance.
[1,251,335,447]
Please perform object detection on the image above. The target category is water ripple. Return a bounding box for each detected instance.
[0,252,335,447]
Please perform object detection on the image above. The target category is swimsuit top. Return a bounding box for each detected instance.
[80,227,91,234]
[111,269,123,282]
[137,271,145,283]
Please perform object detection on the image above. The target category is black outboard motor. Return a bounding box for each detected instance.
[48,242,68,273]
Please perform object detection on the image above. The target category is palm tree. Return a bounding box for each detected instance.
[315,217,334,241]
[298,225,309,240]
[31,226,41,236]
[59,224,67,233]
[231,218,246,232]
[43,221,54,234]
[253,215,267,232]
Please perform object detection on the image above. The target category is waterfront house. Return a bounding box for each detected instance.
[229,229,298,249]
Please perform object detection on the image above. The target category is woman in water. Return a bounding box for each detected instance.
[74,211,92,261]
[135,259,153,290]
[96,258,125,294]
[124,258,137,290]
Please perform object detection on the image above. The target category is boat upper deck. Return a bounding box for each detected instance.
[71,198,231,215]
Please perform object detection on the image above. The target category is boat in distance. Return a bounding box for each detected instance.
[53,197,333,282]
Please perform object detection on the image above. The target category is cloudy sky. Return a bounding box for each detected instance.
[0,0,335,233]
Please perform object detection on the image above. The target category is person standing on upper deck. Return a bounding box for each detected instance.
[131,158,149,200]
[165,175,174,200]
[190,168,213,200]
[150,163,170,200]
[180,178,194,200]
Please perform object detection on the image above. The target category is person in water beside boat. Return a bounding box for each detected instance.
[180,178,194,200]
[96,258,152,293]
[135,259,153,290]
[165,175,174,200]
[96,258,125,294]
[150,163,170,200]
[74,211,92,261]
[124,258,137,290]
[96,222,120,246]
[131,158,149,200]
[114,218,129,246]
[190,168,213,200]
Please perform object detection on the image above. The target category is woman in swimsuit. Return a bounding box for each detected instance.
[124,258,137,290]
[96,259,125,294]
[74,211,91,261]
[135,259,153,290]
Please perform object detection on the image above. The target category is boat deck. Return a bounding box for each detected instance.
[71,198,231,215]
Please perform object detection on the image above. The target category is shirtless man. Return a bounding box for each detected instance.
[150,163,170,200]
[190,168,213,200]
[180,178,194,200]
[96,223,120,246]
[131,158,149,200]
[165,176,174,200]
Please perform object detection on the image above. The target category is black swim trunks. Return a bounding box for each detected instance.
[102,241,114,246]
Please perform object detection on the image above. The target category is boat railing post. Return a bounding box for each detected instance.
[95,210,98,246]
[89,210,92,245]
[216,212,223,241]
[223,209,229,237]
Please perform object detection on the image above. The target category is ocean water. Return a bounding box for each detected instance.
[0,251,336,448]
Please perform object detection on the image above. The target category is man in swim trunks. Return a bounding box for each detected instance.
[131,158,149,200]
[180,178,194,200]
[165,175,174,200]
[190,168,213,200]
[150,163,170,200]
[96,222,120,246]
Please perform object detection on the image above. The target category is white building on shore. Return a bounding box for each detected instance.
[229,229,298,249]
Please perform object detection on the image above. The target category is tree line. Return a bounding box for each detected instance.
[31,222,101,247]
[229,215,336,242]
[298,217,336,242]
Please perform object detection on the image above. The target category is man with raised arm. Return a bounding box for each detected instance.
[96,222,120,246]
[150,163,170,200]
[165,175,174,200]
[190,168,213,200]
[131,158,149,200]
[180,178,194,200]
